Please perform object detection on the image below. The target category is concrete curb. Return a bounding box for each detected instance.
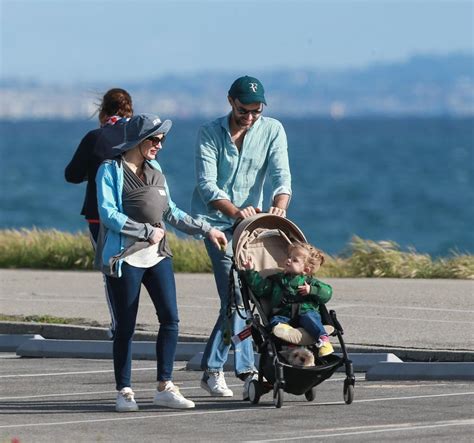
[16,338,206,361]
[15,336,401,373]
[2,321,473,362]
[333,344,474,363]
[3,318,474,362]
[8,335,474,380]
[366,362,474,381]
[185,351,402,372]
[0,322,205,343]
[0,334,44,352]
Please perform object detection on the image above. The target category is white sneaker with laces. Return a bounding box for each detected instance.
[153,381,195,409]
[242,372,258,400]
[200,371,233,397]
[115,387,139,412]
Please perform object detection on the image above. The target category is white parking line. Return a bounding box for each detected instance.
[332,303,474,314]
[0,378,350,401]
[245,418,474,442]
[0,297,108,305]
[0,391,472,430]
[347,390,474,403]
[0,297,217,305]
[340,314,472,324]
[0,367,155,379]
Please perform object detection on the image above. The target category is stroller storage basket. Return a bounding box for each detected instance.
[261,352,344,396]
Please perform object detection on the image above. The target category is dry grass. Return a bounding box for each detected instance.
[0,228,210,273]
[0,229,472,279]
[0,228,93,270]
[317,236,474,279]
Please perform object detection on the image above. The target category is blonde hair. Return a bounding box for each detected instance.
[288,241,325,273]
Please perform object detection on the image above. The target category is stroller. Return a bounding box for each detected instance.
[231,214,355,408]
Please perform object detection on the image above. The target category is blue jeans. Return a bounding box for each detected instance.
[271,310,327,341]
[200,231,256,376]
[106,259,179,390]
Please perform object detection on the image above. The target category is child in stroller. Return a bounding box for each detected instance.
[231,213,355,407]
[242,241,335,360]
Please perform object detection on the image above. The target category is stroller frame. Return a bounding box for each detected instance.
[231,214,355,408]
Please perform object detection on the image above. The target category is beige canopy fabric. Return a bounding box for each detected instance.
[233,214,306,274]
[232,214,327,345]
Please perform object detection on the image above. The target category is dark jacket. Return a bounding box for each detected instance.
[65,121,126,220]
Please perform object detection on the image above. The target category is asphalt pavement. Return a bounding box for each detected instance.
[1,355,473,442]
[1,269,474,441]
[1,269,473,361]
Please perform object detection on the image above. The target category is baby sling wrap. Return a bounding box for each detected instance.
[108,161,172,273]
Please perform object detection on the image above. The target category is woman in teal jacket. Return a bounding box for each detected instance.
[95,113,227,412]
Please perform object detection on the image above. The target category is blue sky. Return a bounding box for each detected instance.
[1,0,473,83]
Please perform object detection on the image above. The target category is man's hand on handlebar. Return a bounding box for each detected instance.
[268,206,287,217]
[235,206,261,219]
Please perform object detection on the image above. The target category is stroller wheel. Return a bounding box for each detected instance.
[248,380,261,404]
[273,383,284,408]
[343,379,354,405]
[304,387,316,402]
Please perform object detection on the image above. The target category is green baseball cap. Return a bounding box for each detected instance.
[228,75,267,105]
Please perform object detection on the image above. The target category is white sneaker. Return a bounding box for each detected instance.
[242,372,258,400]
[200,371,233,397]
[153,381,195,409]
[115,387,139,412]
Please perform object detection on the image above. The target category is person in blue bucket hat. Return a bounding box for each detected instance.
[95,113,227,412]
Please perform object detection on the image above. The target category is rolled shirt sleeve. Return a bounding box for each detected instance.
[267,121,292,201]
[195,125,232,206]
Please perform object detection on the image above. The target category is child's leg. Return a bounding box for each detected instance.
[299,311,334,356]
[270,315,304,344]
[297,310,326,341]
[269,315,291,328]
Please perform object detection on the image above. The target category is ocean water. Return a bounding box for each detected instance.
[1,117,473,257]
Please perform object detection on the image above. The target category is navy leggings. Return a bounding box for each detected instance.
[105,259,179,390]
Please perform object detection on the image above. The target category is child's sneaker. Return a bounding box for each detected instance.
[200,371,233,397]
[153,381,195,409]
[272,322,303,344]
[318,335,334,357]
[115,387,139,412]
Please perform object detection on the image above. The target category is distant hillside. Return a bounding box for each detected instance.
[1,53,473,119]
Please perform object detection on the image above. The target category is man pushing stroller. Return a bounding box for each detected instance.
[242,241,334,358]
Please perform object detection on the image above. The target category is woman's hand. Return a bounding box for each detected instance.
[207,228,228,251]
[149,227,165,244]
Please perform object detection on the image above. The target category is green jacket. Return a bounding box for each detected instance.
[243,270,332,317]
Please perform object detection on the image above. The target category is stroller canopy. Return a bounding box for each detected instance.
[233,214,306,276]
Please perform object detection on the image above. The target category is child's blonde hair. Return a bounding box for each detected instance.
[288,241,325,273]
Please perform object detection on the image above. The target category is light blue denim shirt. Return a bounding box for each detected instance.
[191,114,292,230]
